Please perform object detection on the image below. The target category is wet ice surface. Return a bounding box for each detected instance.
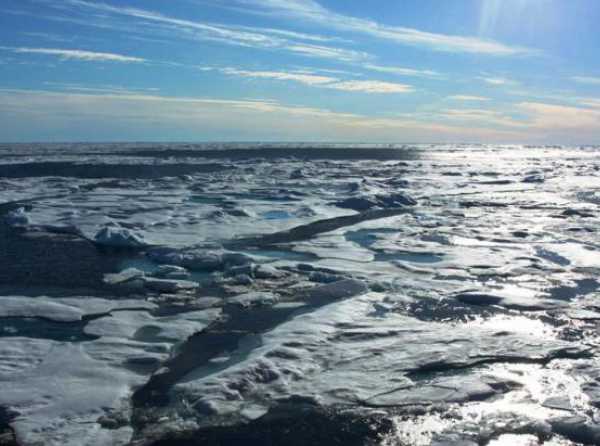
[1,143,600,445]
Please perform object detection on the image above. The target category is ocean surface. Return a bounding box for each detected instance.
[1,143,600,446]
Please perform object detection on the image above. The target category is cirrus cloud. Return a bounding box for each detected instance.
[223,0,535,56]
[46,0,370,63]
[572,76,600,85]
[448,95,490,101]
[0,46,145,63]
[217,67,413,93]
[220,68,337,85]
[325,80,413,94]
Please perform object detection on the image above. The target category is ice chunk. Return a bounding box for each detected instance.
[143,277,199,293]
[84,309,221,342]
[5,207,29,226]
[0,337,54,374]
[305,279,368,302]
[153,265,190,279]
[334,193,416,212]
[94,225,147,248]
[226,292,279,307]
[254,265,286,279]
[147,247,253,272]
[0,296,156,322]
[454,285,566,311]
[0,296,83,322]
[103,268,145,285]
[0,338,140,446]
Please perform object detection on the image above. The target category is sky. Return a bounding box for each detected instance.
[0,0,599,143]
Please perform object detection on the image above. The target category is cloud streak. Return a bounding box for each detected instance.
[0,46,145,63]
[364,64,440,78]
[479,76,518,86]
[325,80,413,94]
[572,76,600,85]
[519,102,600,130]
[225,0,534,56]
[42,0,368,63]
[2,88,598,143]
[218,67,413,93]
[448,95,490,101]
[0,88,525,142]
[220,68,337,85]
[581,98,600,109]
[439,108,524,128]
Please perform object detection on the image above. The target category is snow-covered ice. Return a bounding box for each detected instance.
[1,143,600,446]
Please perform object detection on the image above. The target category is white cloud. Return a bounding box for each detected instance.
[364,64,440,78]
[519,102,600,130]
[221,68,337,85]
[572,76,600,85]
[218,67,412,93]
[284,43,368,62]
[431,101,600,141]
[448,95,490,101]
[581,98,600,109]
[226,0,534,56]
[440,108,524,128]
[325,80,413,94]
[0,46,145,63]
[235,25,349,44]
[43,81,160,95]
[479,76,517,86]
[0,88,361,120]
[49,0,368,62]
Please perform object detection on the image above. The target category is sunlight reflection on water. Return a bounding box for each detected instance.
[385,361,591,446]
[463,314,554,338]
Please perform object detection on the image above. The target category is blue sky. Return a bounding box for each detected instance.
[0,0,599,143]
